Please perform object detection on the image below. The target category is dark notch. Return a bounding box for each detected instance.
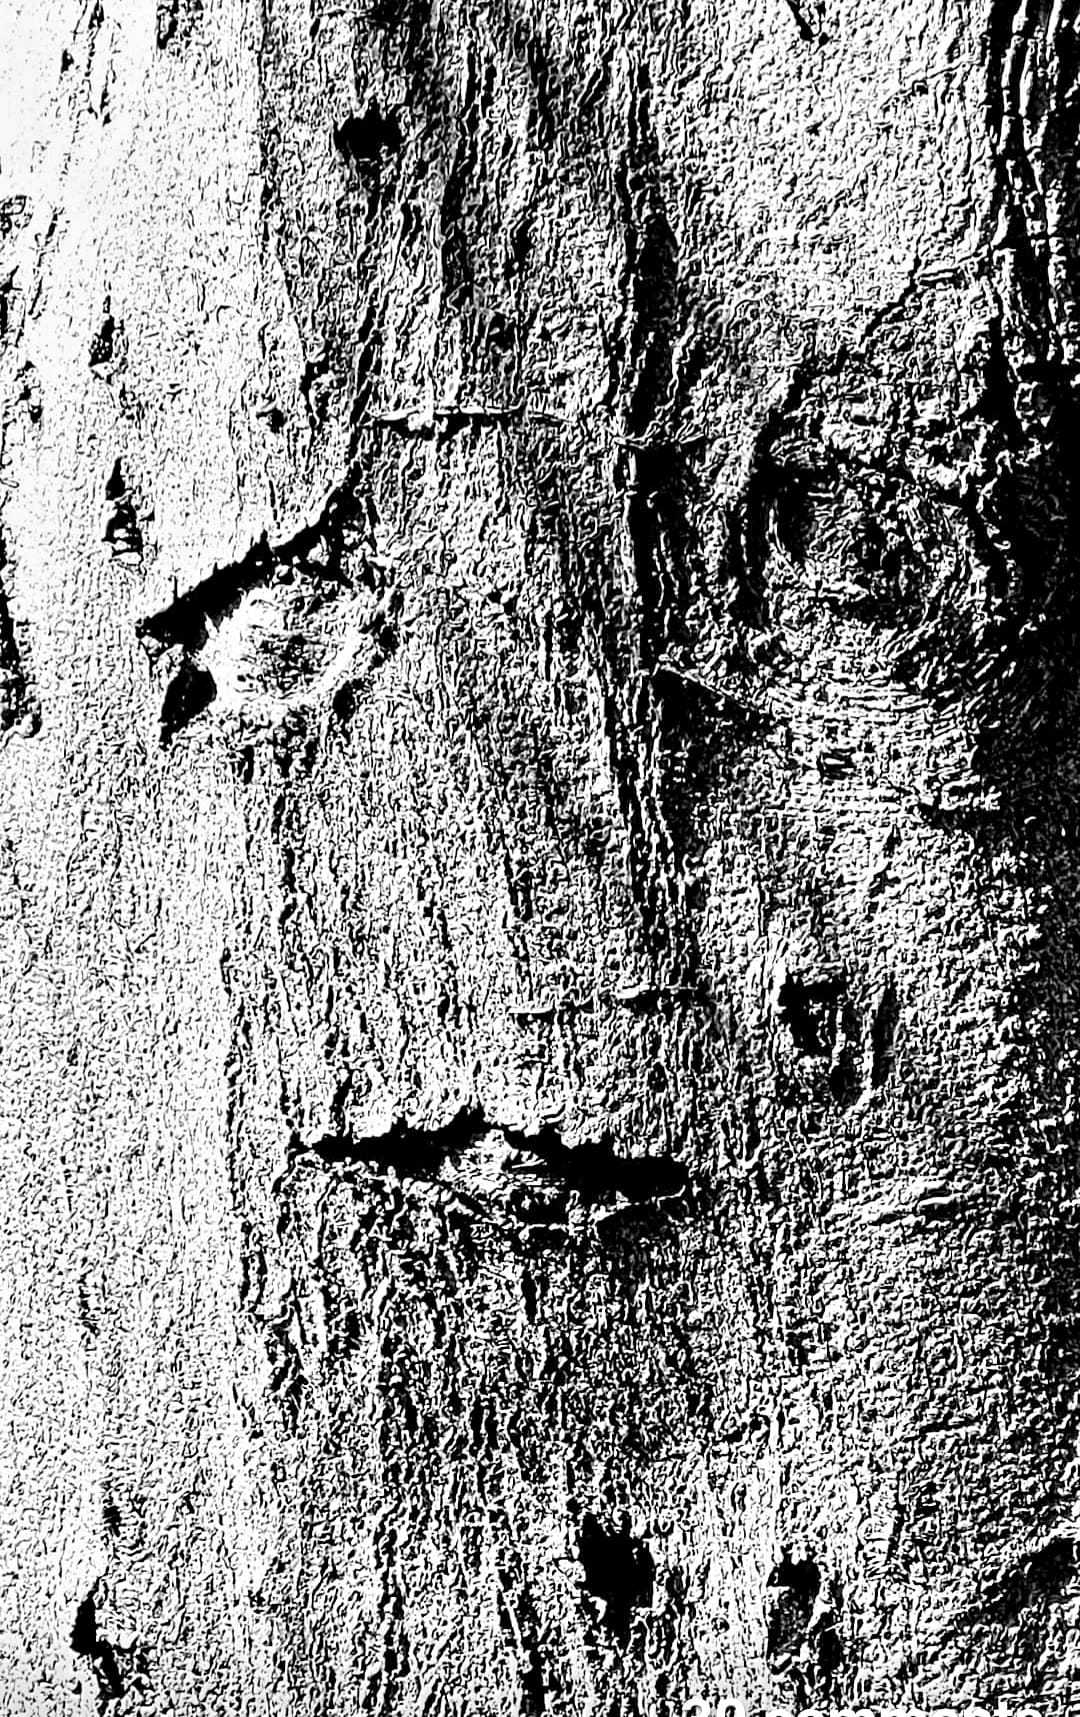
[781,0,825,41]
[776,974,843,1057]
[312,1101,489,1170]
[869,978,899,1088]
[136,470,367,659]
[103,461,142,560]
[526,32,556,150]
[334,105,402,167]
[0,271,22,343]
[308,1104,688,1209]
[725,353,818,635]
[610,64,678,440]
[0,539,38,735]
[765,1551,842,1696]
[159,658,216,745]
[89,298,119,371]
[439,42,480,309]
[70,1588,124,1705]
[138,469,392,745]
[577,1511,654,1642]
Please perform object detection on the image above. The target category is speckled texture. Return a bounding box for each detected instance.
[3,1,1080,1712]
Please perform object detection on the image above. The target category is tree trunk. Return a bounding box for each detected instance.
[4,0,1080,1711]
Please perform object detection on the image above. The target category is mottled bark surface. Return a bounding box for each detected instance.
[4,0,1080,1712]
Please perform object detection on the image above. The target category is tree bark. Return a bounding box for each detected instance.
[3,0,1080,1711]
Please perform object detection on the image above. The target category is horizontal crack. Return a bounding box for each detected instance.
[305,1103,688,1215]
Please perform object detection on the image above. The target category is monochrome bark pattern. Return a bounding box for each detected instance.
[4,2,1080,1713]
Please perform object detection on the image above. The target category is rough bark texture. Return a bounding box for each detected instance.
[4,0,1080,1712]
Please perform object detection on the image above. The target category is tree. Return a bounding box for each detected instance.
[3,0,1080,1711]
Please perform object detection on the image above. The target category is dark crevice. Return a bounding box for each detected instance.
[71,1589,124,1707]
[16,363,41,425]
[488,1493,550,1714]
[0,272,22,343]
[610,66,678,439]
[782,0,826,41]
[299,349,333,422]
[349,299,383,419]
[653,655,769,853]
[308,1105,687,1213]
[577,1512,654,1642]
[368,0,439,120]
[726,356,817,636]
[828,1039,860,1107]
[776,975,844,1057]
[89,302,117,370]
[974,0,1080,779]
[526,33,556,150]
[0,539,39,736]
[156,0,179,47]
[103,461,142,560]
[159,659,216,745]
[585,74,688,938]
[137,465,395,744]
[138,476,370,657]
[439,43,480,310]
[334,105,402,168]
[869,979,899,1088]
[766,1552,841,1699]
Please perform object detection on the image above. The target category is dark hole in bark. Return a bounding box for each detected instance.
[0,274,19,343]
[776,976,842,1055]
[870,979,899,1088]
[769,465,816,561]
[71,1589,124,1704]
[311,1107,687,1211]
[521,1265,538,1322]
[827,997,861,1106]
[334,107,402,166]
[104,461,141,555]
[526,35,556,149]
[766,1552,843,1696]
[104,498,141,557]
[299,351,332,420]
[332,679,359,727]
[486,309,516,353]
[70,1592,99,1657]
[577,1511,654,1641]
[0,546,36,734]
[765,1550,820,1665]
[89,314,114,369]
[160,659,216,745]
